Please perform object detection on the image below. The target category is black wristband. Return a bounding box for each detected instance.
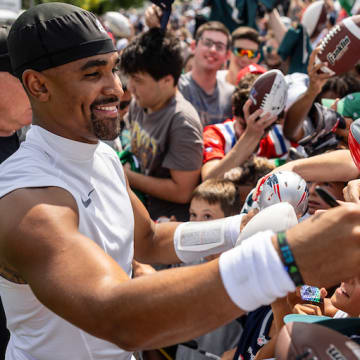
[277,232,304,287]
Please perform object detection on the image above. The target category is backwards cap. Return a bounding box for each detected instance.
[7,2,116,79]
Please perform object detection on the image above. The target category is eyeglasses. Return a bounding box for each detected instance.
[232,47,259,59]
[200,37,227,52]
[119,100,131,110]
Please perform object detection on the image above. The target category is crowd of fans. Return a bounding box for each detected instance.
[2,0,360,359]
[114,0,360,358]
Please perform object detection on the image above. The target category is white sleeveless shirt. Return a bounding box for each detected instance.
[0,125,135,360]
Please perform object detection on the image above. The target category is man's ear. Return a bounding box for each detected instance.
[190,39,197,51]
[162,74,175,87]
[22,70,50,102]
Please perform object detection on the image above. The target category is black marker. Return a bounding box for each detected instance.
[315,186,339,207]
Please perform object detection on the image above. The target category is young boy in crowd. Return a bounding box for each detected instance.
[189,178,241,222]
[175,178,243,360]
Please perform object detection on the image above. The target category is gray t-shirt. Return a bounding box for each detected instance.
[178,72,234,127]
[129,91,203,221]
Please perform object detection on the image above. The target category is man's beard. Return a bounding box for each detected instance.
[90,97,121,140]
[90,112,121,140]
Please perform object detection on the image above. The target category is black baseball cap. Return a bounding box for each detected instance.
[7,2,117,79]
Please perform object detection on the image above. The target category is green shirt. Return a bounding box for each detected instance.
[278,23,312,74]
[203,0,276,31]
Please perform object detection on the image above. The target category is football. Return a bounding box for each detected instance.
[235,202,298,246]
[301,0,327,38]
[248,69,288,117]
[275,322,360,360]
[316,15,360,75]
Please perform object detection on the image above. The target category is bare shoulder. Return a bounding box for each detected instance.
[0,186,78,232]
[0,187,79,278]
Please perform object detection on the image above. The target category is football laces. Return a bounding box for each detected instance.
[319,25,341,54]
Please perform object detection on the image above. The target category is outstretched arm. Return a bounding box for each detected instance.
[3,187,360,352]
[283,47,332,142]
[201,100,277,181]
[0,186,242,350]
[274,149,360,182]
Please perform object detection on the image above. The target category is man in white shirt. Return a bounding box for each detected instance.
[2,3,360,360]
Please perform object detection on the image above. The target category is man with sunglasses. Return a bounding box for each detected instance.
[217,26,261,86]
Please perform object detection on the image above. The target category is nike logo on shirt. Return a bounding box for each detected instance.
[81,189,95,208]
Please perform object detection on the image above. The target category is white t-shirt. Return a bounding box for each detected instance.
[0,125,135,360]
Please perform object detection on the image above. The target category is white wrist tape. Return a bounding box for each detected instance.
[219,230,295,312]
[174,214,245,263]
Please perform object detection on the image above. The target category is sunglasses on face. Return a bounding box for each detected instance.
[200,37,227,53]
[232,47,259,59]
[119,100,131,110]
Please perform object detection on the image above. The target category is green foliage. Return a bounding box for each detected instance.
[23,0,145,14]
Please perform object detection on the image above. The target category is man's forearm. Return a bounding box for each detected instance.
[277,149,360,182]
[115,232,295,350]
[126,170,193,203]
[284,88,320,141]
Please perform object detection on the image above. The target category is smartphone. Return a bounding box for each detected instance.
[300,285,322,303]
[315,186,339,208]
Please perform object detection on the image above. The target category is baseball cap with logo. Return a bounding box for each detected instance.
[322,93,360,121]
[7,2,116,79]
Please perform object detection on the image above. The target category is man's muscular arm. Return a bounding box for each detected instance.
[0,186,242,350]
[3,187,360,352]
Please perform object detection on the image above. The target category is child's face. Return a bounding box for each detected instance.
[189,198,225,221]
[331,276,360,317]
[307,181,345,215]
